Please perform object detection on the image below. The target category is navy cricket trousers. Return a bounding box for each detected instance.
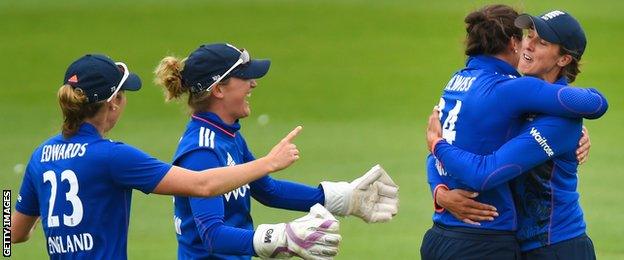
[420,223,521,260]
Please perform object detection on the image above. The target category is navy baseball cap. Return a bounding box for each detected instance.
[181,43,271,93]
[64,54,142,103]
[515,10,587,59]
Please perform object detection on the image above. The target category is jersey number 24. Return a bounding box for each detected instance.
[438,98,462,144]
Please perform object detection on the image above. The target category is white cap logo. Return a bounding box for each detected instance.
[541,10,565,21]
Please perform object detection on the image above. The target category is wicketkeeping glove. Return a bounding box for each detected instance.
[320,164,399,223]
[253,204,341,259]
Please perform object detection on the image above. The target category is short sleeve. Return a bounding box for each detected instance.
[15,162,40,216]
[108,143,172,194]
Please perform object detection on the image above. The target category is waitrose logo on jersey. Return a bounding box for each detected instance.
[530,127,555,157]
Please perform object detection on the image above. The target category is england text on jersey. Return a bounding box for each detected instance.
[47,233,93,255]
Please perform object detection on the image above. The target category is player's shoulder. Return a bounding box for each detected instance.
[173,127,221,165]
[525,115,582,132]
[498,75,545,89]
[104,139,147,156]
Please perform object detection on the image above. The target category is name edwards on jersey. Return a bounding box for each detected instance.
[40,143,88,162]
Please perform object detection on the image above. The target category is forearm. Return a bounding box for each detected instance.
[556,87,608,119]
[195,157,275,197]
[155,158,273,197]
[426,155,448,211]
[434,141,522,191]
[251,177,324,211]
[197,222,255,256]
[10,212,38,243]
[529,85,607,119]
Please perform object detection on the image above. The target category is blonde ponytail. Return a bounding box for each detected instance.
[154,56,187,101]
[57,85,104,138]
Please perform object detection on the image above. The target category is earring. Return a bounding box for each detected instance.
[514,48,518,53]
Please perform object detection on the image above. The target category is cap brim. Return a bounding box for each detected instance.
[232,59,271,79]
[121,72,142,91]
[515,14,560,44]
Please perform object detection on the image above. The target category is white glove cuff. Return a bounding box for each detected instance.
[253,223,286,258]
[320,181,352,216]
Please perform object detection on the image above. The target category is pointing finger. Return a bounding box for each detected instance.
[281,126,303,143]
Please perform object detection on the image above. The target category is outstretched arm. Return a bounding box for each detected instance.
[154,126,302,197]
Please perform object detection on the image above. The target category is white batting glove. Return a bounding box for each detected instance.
[253,204,341,259]
[320,164,399,223]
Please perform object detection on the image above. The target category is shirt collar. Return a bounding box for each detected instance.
[77,122,102,137]
[554,77,568,86]
[191,112,240,137]
[466,55,521,77]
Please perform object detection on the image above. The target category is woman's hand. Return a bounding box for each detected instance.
[265,126,302,172]
[436,187,498,226]
[426,107,443,153]
[576,126,591,164]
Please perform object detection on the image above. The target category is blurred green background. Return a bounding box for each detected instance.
[1,0,622,259]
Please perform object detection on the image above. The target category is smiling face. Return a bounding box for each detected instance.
[518,29,572,83]
[218,77,257,122]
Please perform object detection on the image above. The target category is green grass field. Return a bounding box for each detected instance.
[1,0,622,259]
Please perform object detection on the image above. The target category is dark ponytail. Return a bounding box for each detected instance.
[464,5,522,56]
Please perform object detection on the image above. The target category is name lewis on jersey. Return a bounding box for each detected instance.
[444,75,476,92]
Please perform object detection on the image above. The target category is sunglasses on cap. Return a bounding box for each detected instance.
[106,62,129,102]
[205,46,251,92]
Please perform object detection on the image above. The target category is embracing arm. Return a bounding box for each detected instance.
[424,110,498,224]
[499,77,608,119]
[432,116,580,191]
[426,154,497,224]
[426,155,448,213]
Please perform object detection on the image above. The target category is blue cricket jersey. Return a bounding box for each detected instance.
[426,55,607,231]
[172,112,324,260]
[15,123,171,260]
[432,80,589,251]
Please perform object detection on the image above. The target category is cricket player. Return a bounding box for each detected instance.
[428,11,599,260]
[154,43,400,259]
[419,5,608,260]
[11,54,305,259]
